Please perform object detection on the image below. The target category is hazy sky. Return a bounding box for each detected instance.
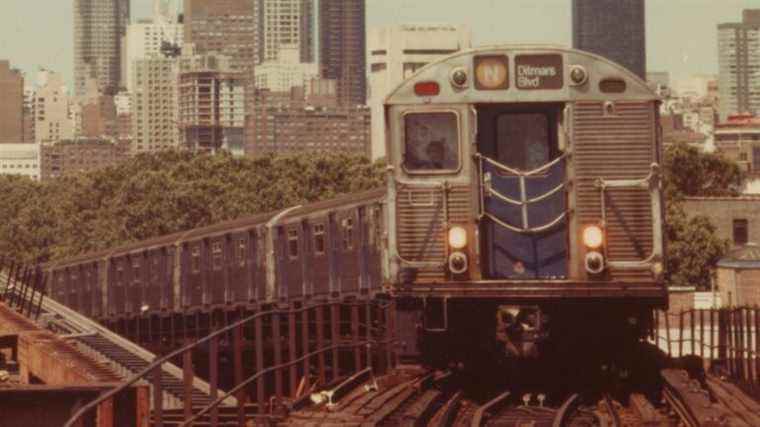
[0,0,757,88]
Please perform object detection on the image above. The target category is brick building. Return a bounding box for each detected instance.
[714,114,760,176]
[715,245,760,307]
[40,139,129,180]
[682,197,760,247]
[251,89,370,156]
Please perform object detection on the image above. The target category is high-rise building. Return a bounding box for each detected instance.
[0,61,24,143]
[74,0,130,96]
[178,52,246,154]
[41,139,129,180]
[319,0,366,106]
[123,19,184,91]
[258,0,313,63]
[368,24,472,160]
[255,45,319,92]
[33,71,74,145]
[131,57,180,154]
[718,10,760,122]
[572,0,646,79]
[184,0,258,153]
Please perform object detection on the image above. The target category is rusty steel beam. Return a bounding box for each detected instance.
[182,348,193,423]
[272,311,283,398]
[330,303,340,381]
[301,306,310,394]
[288,310,297,398]
[153,360,164,427]
[255,315,265,414]
[233,324,245,426]
[351,304,361,372]
[316,305,326,385]
[210,332,219,427]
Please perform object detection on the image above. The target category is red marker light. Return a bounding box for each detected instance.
[414,81,440,96]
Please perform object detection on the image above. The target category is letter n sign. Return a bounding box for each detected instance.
[474,55,509,90]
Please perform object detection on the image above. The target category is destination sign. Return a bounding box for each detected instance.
[514,54,564,90]
[474,55,509,90]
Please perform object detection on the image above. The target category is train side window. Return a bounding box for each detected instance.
[495,113,552,171]
[343,218,354,251]
[191,247,201,273]
[236,238,247,266]
[403,112,460,172]
[313,224,326,255]
[288,229,299,259]
[211,242,223,270]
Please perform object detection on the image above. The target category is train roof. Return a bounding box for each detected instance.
[385,44,658,105]
[46,187,386,269]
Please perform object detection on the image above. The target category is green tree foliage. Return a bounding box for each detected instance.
[662,142,745,289]
[0,151,384,264]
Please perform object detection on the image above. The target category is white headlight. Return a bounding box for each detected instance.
[582,225,604,249]
[448,226,467,249]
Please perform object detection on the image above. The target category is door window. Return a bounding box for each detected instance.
[495,113,551,171]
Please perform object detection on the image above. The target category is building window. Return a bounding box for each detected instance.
[734,219,749,245]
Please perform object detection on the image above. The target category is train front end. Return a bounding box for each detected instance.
[382,46,666,362]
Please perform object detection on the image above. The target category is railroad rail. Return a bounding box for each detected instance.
[0,266,219,410]
[660,368,760,427]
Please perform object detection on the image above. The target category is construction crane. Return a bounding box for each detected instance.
[154,0,182,58]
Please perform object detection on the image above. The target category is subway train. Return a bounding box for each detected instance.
[47,45,666,366]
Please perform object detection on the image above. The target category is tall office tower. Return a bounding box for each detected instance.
[184,0,257,153]
[368,24,472,160]
[124,19,184,91]
[718,10,760,122]
[258,0,314,63]
[33,71,74,145]
[319,0,366,106]
[74,0,130,97]
[0,61,24,143]
[572,0,646,79]
[131,57,180,154]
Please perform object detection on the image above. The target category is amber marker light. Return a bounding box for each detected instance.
[582,225,604,249]
[448,226,468,249]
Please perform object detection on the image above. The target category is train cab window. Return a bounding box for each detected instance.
[494,113,554,171]
[313,224,326,255]
[343,218,354,250]
[287,230,299,259]
[191,247,201,273]
[211,242,223,270]
[403,112,459,172]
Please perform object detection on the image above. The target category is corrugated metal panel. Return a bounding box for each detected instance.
[574,101,655,281]
[397,184,471,281]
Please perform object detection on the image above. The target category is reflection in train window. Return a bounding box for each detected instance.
[288,229,299,259]
[313,224,326,255]
[343,218,354,251]
[212,242,223,270]
[404,112,459,172]
[495,113,551,171]
[191,247,201,273]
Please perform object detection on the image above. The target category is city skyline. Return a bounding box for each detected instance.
[1,0,757,89]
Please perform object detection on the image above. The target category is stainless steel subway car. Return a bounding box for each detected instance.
[382,46,666,359]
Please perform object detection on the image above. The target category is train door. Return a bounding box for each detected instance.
[476,104,568,279]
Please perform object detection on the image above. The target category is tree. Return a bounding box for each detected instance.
[662,142,746,290]
[0,151,384,264]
